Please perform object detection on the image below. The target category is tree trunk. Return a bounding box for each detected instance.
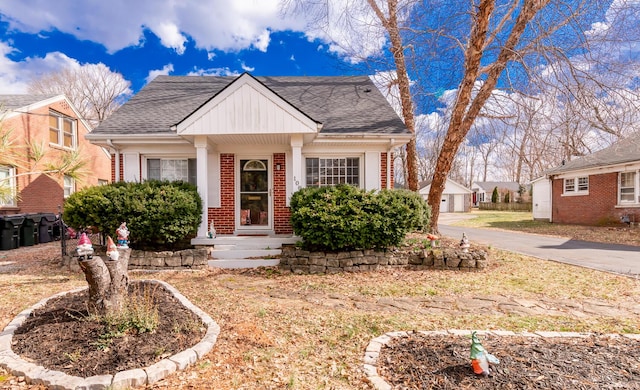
[78,248,130,316]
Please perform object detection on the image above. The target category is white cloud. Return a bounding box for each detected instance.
[0,0,302,54]
[240,62,255,72]
[187,67,240,77]
[0,41,79,93]
[145,63,174,84]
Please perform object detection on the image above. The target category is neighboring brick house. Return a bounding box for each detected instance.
[532,131,640,225]
[0,94,111,215]
[86,73,411,239]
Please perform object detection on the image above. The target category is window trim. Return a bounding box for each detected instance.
[304,156,362,188]
[144,157,197,185]
[0,165,17,207]
[49,110,77,149]
[63,175,75,198]
[562,175,589,196]
[618,170,639,205]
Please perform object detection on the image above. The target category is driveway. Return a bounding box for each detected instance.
[437,214,640,277]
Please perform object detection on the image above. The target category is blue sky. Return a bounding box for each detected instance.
[0,1,373,95]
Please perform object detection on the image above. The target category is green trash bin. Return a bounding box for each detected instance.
[0,215,23,250]
[19,214,35,247]
[39,213,57,243]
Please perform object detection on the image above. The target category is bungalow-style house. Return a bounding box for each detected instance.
[0,94,111,215]
[86,73,411,239]
[471,181,522,206]
[419,178,472,213]
[533,131,640,225]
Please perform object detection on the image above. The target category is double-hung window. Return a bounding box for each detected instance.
[563,176,588,195]
[305,157,360,187]
[49,110,77,149]
[0,165,16,206]
[63,175,75,198]
[147,158,196,185]
[619,171,638,204]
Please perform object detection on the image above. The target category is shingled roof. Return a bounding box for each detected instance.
[545,131,640,175]
[92,74,409,136]
[0,94,60,113]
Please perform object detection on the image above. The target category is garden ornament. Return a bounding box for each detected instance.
[460,232,470,253]
[76,232,94,260]
[470,331,499,376]
[106,236,119,261]
[426,233,439,248]
[116,222,129,248]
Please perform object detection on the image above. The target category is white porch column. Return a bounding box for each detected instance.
[290,134,304,202]
[194,136,209,238]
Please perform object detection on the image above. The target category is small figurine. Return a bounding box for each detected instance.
[106,236,119,261]
[116,222,129,248]
[426,233,439,248]
[76,232,94,260]
[208,220,216,239]
[470,331,499,376]
[460,232,470,253]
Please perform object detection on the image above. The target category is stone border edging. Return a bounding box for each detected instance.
[363,329,640,390]
[0,279,220,390]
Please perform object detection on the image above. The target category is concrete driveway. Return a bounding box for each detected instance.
[437,214,640,277]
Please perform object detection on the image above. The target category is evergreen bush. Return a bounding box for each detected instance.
[491,186,499,203]
[63,180,202,250]
[290,185,430,251]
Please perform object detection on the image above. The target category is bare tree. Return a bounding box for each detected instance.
[28,63,131,127]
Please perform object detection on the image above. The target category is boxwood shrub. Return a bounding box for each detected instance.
[63,180,202,250]
[290,185,430,251]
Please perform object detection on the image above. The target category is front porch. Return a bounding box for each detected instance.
[193,234,299,269]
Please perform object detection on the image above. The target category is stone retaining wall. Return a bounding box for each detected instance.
[279,245,488,274]
[62,248,208,271]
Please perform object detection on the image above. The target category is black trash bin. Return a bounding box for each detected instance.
[19,214,35,247]
[39,213,57,243]
[0,215,24,250]
[28,213,43,245]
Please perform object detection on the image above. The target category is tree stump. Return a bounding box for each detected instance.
[78,248,130,316]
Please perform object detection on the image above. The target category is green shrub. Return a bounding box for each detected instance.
[491,186,499,203]
[63,180,202,250]
[290,185,430,251]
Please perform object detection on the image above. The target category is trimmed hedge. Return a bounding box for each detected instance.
[290,185,430,251]
[63,180,202,250]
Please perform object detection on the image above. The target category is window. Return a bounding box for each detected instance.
[620,172,637,204]
[306,157,360,187]
[49,110,77,148]
[63,175,75,198]
[563,176,588,195]
[0,165,16,206]
[147,158,196,184]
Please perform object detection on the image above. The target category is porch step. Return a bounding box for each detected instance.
[206,235,297,269]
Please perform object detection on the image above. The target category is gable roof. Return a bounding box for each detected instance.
[91,74,410,137]
[545,131,640,175]
[0,94,61,117]
[419,178,472,194]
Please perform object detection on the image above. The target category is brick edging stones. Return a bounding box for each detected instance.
[363,329,640,390]
[0,279,220,390]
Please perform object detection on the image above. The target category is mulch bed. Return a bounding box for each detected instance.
[11,281,206,377]
[377,332,640,389]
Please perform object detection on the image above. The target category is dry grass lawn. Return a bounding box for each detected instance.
[449,210,640,247]
[1,237,639,389]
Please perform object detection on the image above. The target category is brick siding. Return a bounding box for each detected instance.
[273,153,292,234]
[209,154,236,234]
[552,172,635,225]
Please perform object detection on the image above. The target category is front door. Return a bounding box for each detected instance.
[238,159,271,230]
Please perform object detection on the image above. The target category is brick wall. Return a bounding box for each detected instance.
[381,152,388,189]
[389,152,395,189]
[552,173,622,225]
[1,99,110,215]
[209,154,235,234]
[273,153,292,234]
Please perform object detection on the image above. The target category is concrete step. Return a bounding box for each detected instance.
[208,259,280,269]
[194,235,298,250]
[210,249,281,260]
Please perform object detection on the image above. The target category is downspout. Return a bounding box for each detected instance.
[107,139,120,182]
